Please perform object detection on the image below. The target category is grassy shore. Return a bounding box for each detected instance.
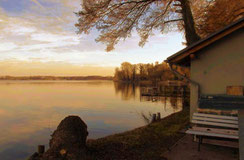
[86,108,190,160]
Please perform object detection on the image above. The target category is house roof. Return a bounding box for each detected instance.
[166,17,244,66]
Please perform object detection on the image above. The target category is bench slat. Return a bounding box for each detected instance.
[193,113,238,120]
[192,116,238,124]
[186,130,239,139]
[191,120,238,128]
[191,126,238,136]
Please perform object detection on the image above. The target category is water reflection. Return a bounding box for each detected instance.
[114,82,186,110]
[114,82,186,124]
[0,81,183,160]
[140,112,152,124]
[113,82,138,100]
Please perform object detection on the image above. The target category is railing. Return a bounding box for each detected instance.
[140,85,190,97]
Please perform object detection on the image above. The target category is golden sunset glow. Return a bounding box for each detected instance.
[0,0,184,76]
[0,60,114,76]
[0,81,182,150]
[0,0,242,159]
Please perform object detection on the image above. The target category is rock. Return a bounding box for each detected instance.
[41,116,89,160]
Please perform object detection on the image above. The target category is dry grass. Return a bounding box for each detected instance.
[86,108,190,160]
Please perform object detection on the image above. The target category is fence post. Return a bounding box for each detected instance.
[152,114,157,123]
[38,145,45,154]
[157,112,161,120]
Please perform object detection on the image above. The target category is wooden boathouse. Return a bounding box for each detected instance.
[166,17,244,159]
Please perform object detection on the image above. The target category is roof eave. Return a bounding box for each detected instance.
[166,17,244,66]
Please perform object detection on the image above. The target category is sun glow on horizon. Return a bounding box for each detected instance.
[0,0,185,76]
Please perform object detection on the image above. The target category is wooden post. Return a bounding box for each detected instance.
[38,145,45,154]
[157,112,161,120]
[183,86,187,98]
[182,86,187,109]
[152,114,157,123]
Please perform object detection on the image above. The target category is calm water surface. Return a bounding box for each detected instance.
[0,80,182,160]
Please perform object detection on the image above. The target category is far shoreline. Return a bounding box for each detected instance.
[0,76,113,81]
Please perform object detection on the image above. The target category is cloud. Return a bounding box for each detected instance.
[30,0,46,9]
[0,42,18,52]
[16,33,80,52]
[0,0,185,74]
[5,25,36,35]
[0,7,81,55]
[31,32,79,43]
[30,0,65,22]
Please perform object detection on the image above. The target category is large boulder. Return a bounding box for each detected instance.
[42,116,89,160]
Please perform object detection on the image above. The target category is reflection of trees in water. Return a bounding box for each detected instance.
[139,97,183,125]
[114,82,185,110]
[113,82,139,100]
[140,96,180,108]
[113,83,186,124]
[140,112,152,124]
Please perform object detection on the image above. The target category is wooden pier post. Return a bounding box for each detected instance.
[157,112,161,120]
[38,145,45,154]
[152,114,157,123]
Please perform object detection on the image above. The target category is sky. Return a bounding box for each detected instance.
[0,0,185,76]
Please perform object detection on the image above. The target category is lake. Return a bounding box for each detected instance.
[0,80,182,160]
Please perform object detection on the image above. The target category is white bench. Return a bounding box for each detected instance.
[186,112,239,151]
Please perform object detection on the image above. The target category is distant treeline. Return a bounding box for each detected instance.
[0,76,113,81]
[114,62,189,82]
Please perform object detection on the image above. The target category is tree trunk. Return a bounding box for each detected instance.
[179,0,201,46]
